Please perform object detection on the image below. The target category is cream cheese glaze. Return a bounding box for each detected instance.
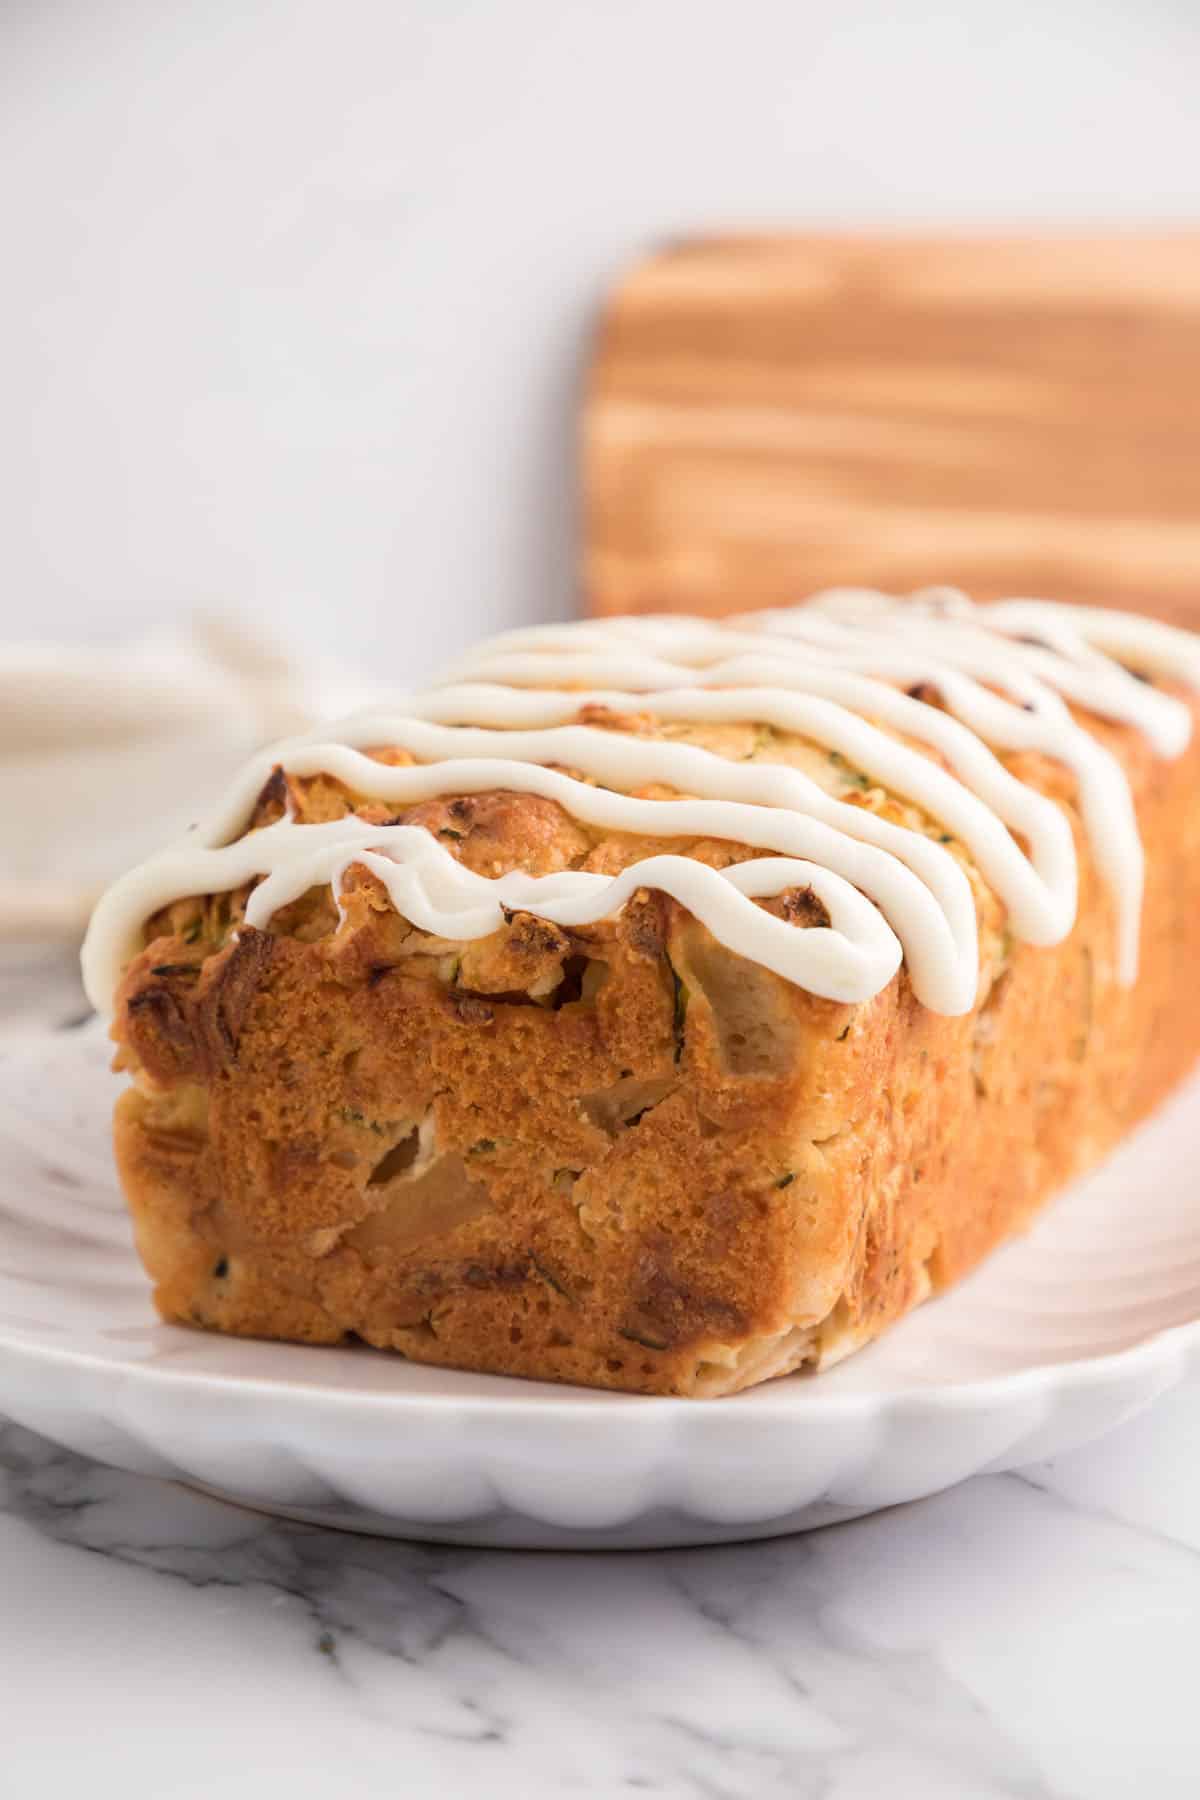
[81,589,1200,1018]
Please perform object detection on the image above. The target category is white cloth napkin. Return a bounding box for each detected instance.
[0,616,381,943]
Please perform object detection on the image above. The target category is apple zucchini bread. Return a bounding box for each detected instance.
[82,589,1200,1395]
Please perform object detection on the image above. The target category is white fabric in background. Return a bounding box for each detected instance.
[0,619,378,940]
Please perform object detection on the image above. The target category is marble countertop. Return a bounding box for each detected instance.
[3,949,1198,1799]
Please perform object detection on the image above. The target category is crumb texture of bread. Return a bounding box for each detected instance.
[102,601,1200,1395]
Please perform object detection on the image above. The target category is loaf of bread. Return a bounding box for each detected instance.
[82,589,1200,1396]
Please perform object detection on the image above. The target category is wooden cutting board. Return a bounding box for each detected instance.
[582,234,1200,625]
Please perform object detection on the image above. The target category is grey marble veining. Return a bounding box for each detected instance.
[4,1383,1200,1799]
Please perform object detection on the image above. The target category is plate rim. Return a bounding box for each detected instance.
[0,1294,1196,1422]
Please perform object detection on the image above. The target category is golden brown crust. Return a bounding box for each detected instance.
[110,693,1200,1395]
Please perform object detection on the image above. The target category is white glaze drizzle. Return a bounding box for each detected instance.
[81,591,1200,1018]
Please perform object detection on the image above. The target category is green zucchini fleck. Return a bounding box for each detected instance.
[668,964,689,1063]
[618,1327,670,1352]
[827,750,870,790]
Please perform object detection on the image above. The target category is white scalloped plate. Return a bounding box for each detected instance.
[1,1024,1198,1549]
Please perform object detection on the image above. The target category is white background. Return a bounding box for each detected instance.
[3,0,1199,680]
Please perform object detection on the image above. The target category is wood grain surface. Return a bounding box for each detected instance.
[583,234,1200,624]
